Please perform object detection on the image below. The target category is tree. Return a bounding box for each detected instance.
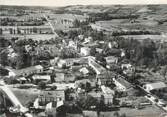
[90,47,97,56]
[38,81,46,90]
[73,19,81,28]
[0,52,8,66]
[85,82,91,92]
[113,111,120,117]
[120,113,126,117]
[161,65,167,80]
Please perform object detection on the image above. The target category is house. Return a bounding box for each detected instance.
[55,73,65,82]
[78,35,84,40]
[57,59,75,68]
[55,73,75,83]
[50,57,59,66]
[101,85,115,95]
[75,79,96,88]
[17,77,27,84]
[97,72,116,85]
[8,65,43,77]
[34,90,65,109]
[88,57,106,75]
[79,67,89,75]
[83,37,93,44]
[89,92,114,106]
[121,63,135,75]
[32,75,51,84]
[68,40,78,50]
[57,58,84,68]
[105,56,118,64]
[80,47,91,56]
[108,41,118,49]
[113,76,132,92]
[96,48,103,53]
[143,82,167,93]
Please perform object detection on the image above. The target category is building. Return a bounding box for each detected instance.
[101,85,115,95]
[89,92,114,106]
[121,63,135,75]
[57,59,75,68]
[97,72,116,85]
[113,76,132,92]
[79,67,89,75]
[80,47,91,56]
[88,57,106,75]
[34,90,65,109]
[105,56,118,64]
[32,75,51,84]
[8,65,43,77]
[143,82,167,93]
[55,73,65,82]
[55,73,75,83]
[50,57,59,66]
[83,37,93,44]
[75,79,96,88]
[57,58,82,68]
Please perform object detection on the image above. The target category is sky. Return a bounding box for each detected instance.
[0,0,167,6]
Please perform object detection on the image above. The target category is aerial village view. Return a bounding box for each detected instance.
[1,2,167,117]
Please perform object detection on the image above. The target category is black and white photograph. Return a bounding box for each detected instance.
[1,0,167,117]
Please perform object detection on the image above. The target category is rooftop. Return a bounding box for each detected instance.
[146,82,167,89]
[116,76,132,89]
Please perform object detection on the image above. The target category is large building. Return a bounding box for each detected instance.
[143,82,167,93]
[113,76,132,92]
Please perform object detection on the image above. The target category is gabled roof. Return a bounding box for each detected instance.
[115,77,132,89]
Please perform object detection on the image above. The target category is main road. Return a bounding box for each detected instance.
[43,14,59,37]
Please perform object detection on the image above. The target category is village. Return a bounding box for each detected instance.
[1,5,167,117]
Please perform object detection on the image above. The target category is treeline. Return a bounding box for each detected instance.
[112,30,161,36]
[115,37,167,67]
[88,12,139,22]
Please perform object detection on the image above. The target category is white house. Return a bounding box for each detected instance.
[32,75,51,84]
[50,57,59,66]
[68,40,78,50]
[121,63,135,75]
[80,47,91,56]
[79,67,89,75]
[105,56,118,64]
[143,82,167,93]
[57,59,75,68]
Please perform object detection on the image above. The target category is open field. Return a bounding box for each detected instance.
[83,105,164,117]
[0,34,56,40]
[11,87,40,106]
[119,35,167,42]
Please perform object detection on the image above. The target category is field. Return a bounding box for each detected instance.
[83,106,164,117]
[120,35,167,42]
[0,34,56,41]
[11,87,40,106]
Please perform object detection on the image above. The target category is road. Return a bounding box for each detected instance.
[134,83,167,113]
[43,14,59,37]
